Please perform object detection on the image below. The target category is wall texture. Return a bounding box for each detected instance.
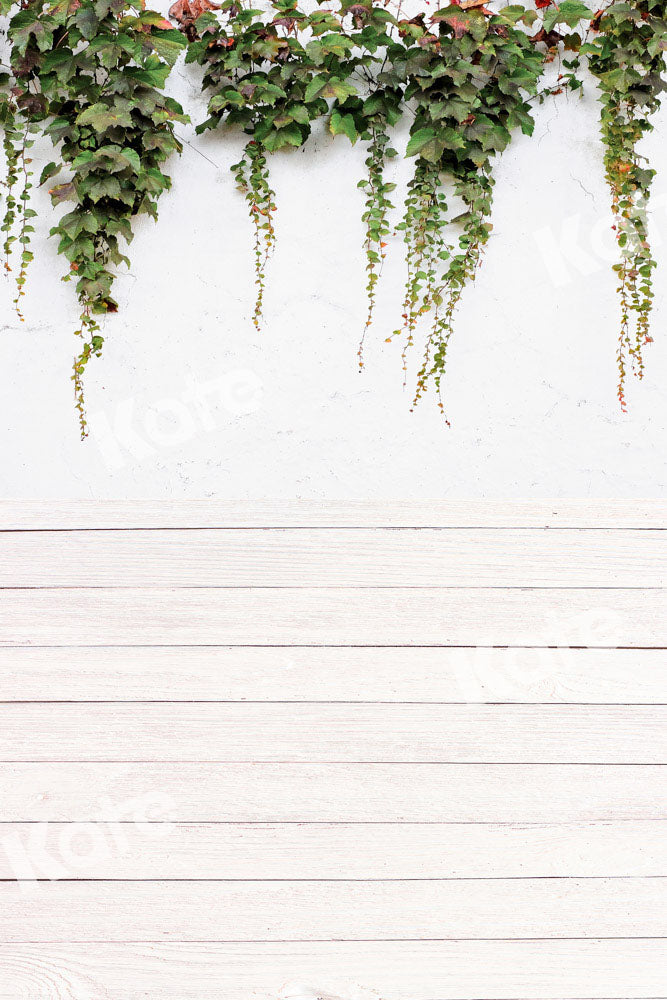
[1,9,666,498]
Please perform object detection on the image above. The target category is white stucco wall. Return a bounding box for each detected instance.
[1,6,666,498]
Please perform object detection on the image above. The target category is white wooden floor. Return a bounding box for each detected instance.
[0,501,665,1000]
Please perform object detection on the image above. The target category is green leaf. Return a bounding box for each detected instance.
[329,110,358,144]
[120,148,142,173]
[323,79,358,102]
[150,29,188,66]
[81,175,123,202]
[263,122,304,151]
[406,127,436,157]
[143,131,180,154]
[76,103,134,132]
[75,7,99,40]
[209,90,245,112]
[151,98,187,125]
[127,62,171,90]
[544,1,594,32]
[507,103,535,136]
[288,104,311,125]
[40,162,62,186]
[9,8,54,54]
[42,49,78,82]
[136,167,169,194]
[304,75,329,103]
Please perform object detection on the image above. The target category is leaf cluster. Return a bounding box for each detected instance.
[7,0,188,434]
[585,0,667,409]
[1,0,666,433]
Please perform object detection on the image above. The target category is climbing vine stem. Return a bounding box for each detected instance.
[586,0,667,410]
[232,141,276,330]
[0,80,37,321]
[358,123,396,364]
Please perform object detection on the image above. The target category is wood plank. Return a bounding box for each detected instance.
[2,587,666,646]
[1,646,664,702]
[1,939,664,999]
[0,821,662,880]
[2,528,666,588]
[1,503,662,1000]
[1,704,663,763]
[1,500,666,529]
[1,878,663,940]
[2,763,660,822]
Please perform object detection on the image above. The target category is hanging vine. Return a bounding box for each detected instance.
[586,0,667,410]
[1,0,666,433]
[0,52,38,321]
[7,0,187,435]
[390,3,544,417]
[357,120,397,354]
[179,0,354,327]
[326,0,402,360]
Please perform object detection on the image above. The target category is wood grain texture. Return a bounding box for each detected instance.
[1,704,663,762]
[0,821,662,880]
[1,502,664,1000]
[1,646,664,702]
[2,587,666,646]
[2,528,666,588]
[2,763,660,822]
[1,940,664,999]
[1,499,666,529]
[1,878,664,941]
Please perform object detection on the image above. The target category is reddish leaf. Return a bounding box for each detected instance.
[431,6,491,37]
[169,0,219,36]
[49,182,77,204]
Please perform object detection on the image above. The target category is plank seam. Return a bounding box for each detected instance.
[3,760,665,765]
[2,701,664,706]
[4,937,665,942]
[1,876,665,883]
[3,586,666,591]
[1,524,666,531]
[1,819,665,825]
[2,526,666,532]
[3,586,665,592]
[3,644,664,650]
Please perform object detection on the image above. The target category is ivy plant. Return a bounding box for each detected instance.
[7,0,187,435]
[178,0,353,328]
[1,0,666,433]
[586,0,667,410]
[326,0,402,355]
[391,3,543,418]
[0,76,38,322]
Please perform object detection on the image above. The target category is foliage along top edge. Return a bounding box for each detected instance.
[1,0,665,436]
